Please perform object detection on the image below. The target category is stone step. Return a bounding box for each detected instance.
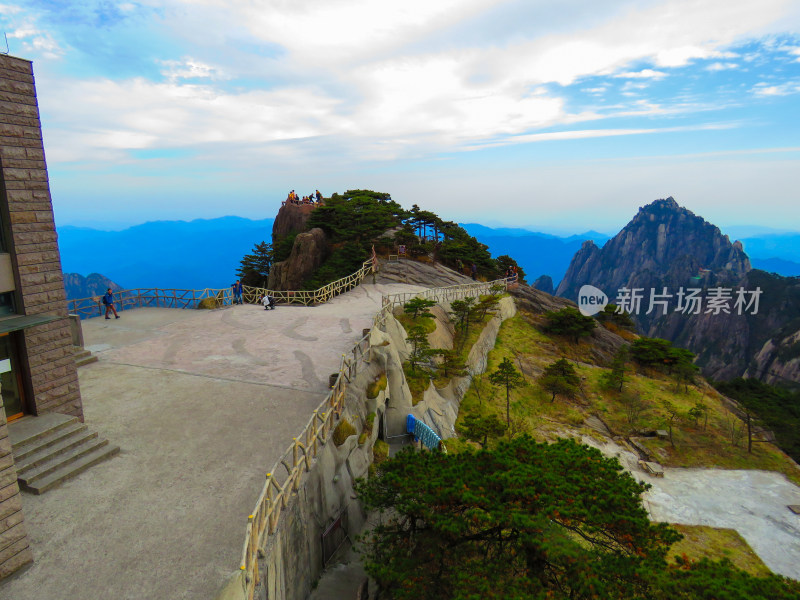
[20,443,120,495]
[11,421,90,462]
[75,354,99,367]
[14,428,99,475]
[19,437,111,486]
[9,413,79,451]
[73,347,98,367]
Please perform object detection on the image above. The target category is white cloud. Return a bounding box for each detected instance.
[706,62,739,71]
[38,76,346,162]
[463,122,736,151]
[751,81,800,96]
[158,57,225,82]
[614,69,667,79]
[22,0,800,167]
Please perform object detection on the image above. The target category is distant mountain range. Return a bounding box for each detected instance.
[55,214,800,299]
[459,223,610,285]
[461,223,800,285]
[57,216,274,292]
[63,273,124,300]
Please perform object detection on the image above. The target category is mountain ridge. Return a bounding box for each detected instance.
[556,197,800,384]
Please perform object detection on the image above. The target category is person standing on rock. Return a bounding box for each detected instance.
[102,288,120,319]
[232,280,244,305]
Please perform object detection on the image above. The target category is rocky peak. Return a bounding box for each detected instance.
[272,202,317,245]
[557,197,750,300]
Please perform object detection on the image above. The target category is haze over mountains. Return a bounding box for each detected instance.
[57,213,800,298]
[58,216,274,293]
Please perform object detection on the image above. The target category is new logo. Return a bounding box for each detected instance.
[578,284,608,316]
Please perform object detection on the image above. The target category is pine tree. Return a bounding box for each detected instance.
[489,357,525,425]
[236,241,273,287]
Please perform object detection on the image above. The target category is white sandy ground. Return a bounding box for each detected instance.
[580,435,800,580]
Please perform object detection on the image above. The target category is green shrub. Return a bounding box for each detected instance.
[333,418,357,447]
[373,439,389,464]
[366,412,376,432]
[358,432,368,445]
[197,297,218,310]
[367,375,387,399]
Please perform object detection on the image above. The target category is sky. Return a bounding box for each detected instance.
[2,0,800,234]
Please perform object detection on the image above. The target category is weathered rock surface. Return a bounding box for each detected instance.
[376,258,476,288]
[532,274,554,295]
[556,197,751,308]
[268,228,329,290]
[271,201,316,244]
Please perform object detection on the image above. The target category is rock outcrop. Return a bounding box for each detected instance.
[376,259,475,288]
[63,272,123,299]
[267,228,329,290]
[271,202,316,244]
[532,274,554,295]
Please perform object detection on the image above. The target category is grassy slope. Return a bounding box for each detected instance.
[395,297,796,573]
[456,310,800,486]
[670,524,772,577]
[454,306,800,574]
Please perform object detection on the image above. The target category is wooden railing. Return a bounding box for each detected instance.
[67,287,231,319]
[382,278,508,310]
[243,259,374,306]
[68,259,375,319]
[238,327,372,599]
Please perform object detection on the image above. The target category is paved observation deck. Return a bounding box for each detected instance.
[0,282,423,600]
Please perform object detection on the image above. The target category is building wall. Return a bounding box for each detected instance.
[0,53,85,579]
[0,53,83,419]
[0,405,32,578]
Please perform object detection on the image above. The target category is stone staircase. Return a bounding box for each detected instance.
[73,346,98,367]
[9,412,119,494]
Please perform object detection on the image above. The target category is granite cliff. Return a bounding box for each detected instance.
[63,272,123,299]
[557,197,800,383]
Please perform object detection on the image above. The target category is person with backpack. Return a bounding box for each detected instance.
[232,280,244,305]
[261,294,275,310]
[102,288,120,319]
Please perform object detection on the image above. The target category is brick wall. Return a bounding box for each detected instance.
[0,53,83,420]
[0,406,32,578]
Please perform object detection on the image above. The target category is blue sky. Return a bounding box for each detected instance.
[3,0,800,234]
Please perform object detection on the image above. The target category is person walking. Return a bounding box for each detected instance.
[102,288,120,319]
[232,280,244,305]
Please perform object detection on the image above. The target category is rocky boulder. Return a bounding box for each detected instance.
[268,227,329,290]
[532,274,554,295]
[272,201,316,244]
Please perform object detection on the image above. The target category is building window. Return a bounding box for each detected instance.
[0,334,24,420]
[0,291,14,317]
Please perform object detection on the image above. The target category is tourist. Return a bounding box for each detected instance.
[262,294,275,310]
[315,189,322,203]
[471,263,477,280]
[232,280,244,305]
[102,288,120,319]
